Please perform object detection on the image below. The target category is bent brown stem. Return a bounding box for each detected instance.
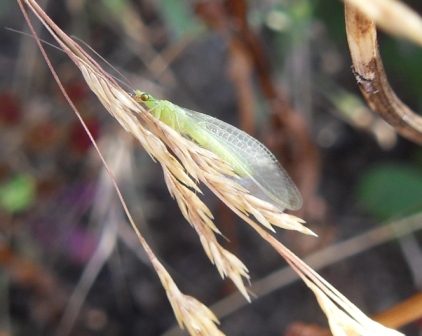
[345,3,422,145]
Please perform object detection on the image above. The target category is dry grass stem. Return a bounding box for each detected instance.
[247,222,404,336]
[19,1,294,330]
[19,1,398,335]
[18,1,228,333]
[308,279,402,336]
[84,51,256,299]
[344,0,422,47]
[162,164,251,300]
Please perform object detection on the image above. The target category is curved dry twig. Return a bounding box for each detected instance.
[345,2,422,145]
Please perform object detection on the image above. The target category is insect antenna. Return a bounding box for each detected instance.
[72,36,134,92]
[7,27,134,93]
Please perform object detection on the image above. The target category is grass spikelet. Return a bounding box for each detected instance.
[161,163,250,296]
[156,122,314,235]
[207,240,250,301]
[253,222,404,336]
[154,257,225,336]
[306,277,403,336]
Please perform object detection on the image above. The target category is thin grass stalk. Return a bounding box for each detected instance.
[18,1,229,334]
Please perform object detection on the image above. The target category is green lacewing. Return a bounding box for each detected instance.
[133,91,302,211]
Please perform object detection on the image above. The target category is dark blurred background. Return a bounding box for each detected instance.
[1,0,422,335]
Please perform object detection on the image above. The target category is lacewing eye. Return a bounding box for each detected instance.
[140,93,149,102]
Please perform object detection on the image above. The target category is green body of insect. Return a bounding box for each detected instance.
[133,90,302,211]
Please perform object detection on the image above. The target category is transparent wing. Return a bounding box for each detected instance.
[184,109,302,210]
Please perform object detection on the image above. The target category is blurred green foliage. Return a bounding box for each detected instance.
[381,38,422,108]
[0,174,36,213]
[156,0,203,39]
[357,163,422,220]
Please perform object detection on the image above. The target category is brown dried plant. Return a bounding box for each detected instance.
[17,0,405,335]
[344,0,422,145]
